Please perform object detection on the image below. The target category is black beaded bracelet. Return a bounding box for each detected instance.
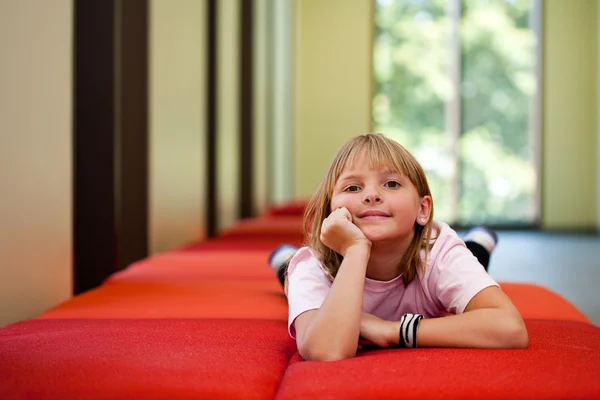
[399,313,423,348]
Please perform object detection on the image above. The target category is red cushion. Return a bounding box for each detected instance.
[275,319,600,400]
[108,251,279,282]
[501,282,591,324]
[177,236,304,252]
[217,217,305,238]
[265,200,308,217]
[37,279,287,320]
[0,319,296,400]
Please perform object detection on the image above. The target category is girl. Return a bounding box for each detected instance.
[274,133,528,362]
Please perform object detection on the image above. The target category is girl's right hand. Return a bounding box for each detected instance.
[320,207,371,256]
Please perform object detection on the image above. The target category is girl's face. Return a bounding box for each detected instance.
[329,154,430,244]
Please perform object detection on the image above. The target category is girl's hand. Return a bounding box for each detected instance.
[320,207,371,256]
[358,313,398,349]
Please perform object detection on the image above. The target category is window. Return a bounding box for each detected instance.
[373,0,541,226]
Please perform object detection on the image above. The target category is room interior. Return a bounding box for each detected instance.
[1,0,599,398]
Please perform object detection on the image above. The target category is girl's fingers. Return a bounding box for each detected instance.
[329,207,350,220]
[339,207,352,220]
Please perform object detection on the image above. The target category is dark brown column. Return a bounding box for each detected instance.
[239,0,254,218]
[206,0,218,237]
[73,0,148,294]
[117,0,149,271]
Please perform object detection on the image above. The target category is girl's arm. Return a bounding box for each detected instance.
[417,286,528,348]
[294,244,370,362]
[361,286,528,349]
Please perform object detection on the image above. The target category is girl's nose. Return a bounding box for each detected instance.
[362,192,382,204]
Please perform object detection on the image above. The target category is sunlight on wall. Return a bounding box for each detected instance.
[543,0,597,229]
[294,0,373,198]
[149,0,205,253]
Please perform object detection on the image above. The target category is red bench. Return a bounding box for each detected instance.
[1,210,599,399]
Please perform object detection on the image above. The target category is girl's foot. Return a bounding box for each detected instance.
[463,226,498,272]
[268,245,298,286]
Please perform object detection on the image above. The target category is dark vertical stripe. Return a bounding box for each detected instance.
[410,316,419,348]
[239,0,254,218]
[73,1,117,294]
[74,0,148,294]
[117,0,148,270]
[206,0,218,237]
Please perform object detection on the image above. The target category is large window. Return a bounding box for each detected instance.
[373,0,541,226]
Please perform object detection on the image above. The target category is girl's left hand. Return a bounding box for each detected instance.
[358,313,399,349]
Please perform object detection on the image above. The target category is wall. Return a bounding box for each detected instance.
[294,0,373,197]
[149,0,206,253]
[216,0,240,232]
[0,1,73,327]
[598,1,600,232]
[267,0,296,204]
[253,0,270,213]
[543,0,598,230]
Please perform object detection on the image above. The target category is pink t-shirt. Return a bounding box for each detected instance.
[286,221,499,338]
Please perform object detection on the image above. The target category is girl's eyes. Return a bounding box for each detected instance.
[343,181,401,192]
[384,181,401,188]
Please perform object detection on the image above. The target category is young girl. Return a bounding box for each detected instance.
[273,133,528,362]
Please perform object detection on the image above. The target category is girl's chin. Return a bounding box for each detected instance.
[361,228,413,244]
[362,230,396,243]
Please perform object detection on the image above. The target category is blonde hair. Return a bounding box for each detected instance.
[302,133,435,286]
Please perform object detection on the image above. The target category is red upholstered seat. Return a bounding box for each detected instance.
[265,200,308,217]
[37,279,287,321]
[218,217,305,237]
[175,216,305,252]
[500,282,591,324]
[0,319,296,400]
[177,235,304,252]
[3,214,598,399]
[108,251,280,282]
[37,249,288,320]
[37,248,590,324]
[275,319,600,400]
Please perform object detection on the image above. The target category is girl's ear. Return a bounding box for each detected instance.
[416,195,432,225]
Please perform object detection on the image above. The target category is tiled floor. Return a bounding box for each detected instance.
[483,231,600,326]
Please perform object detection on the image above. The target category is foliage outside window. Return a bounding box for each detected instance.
[373,0,539,226]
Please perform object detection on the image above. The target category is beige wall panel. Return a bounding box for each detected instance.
[598,0,600,231]
[253,0,268,214]
[149,0,206,253]
[216,0,240,232]
[294,0,373,198]
[0,1,73,326]
[543,0,597,229]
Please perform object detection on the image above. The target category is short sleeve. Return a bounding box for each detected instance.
[286,247,331,338]
[430,239,499,315]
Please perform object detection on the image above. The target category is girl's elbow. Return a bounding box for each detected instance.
[301,350,355,362]
[503,318,529,349]
[298,342,356,362]
[512,324,529,349]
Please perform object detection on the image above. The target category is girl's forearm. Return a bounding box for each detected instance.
[411,309,528,349]
[300,245,370,361]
